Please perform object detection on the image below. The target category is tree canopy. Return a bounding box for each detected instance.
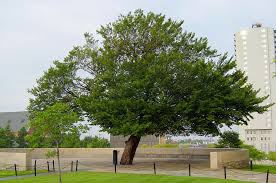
[28,10,271,164]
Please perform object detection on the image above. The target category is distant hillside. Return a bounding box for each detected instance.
[0,111,29,132]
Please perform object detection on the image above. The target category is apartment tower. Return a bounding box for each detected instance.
[235,24,276,152]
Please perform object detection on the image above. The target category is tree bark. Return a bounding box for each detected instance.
[56,142,62,183]
[120,135,141,165]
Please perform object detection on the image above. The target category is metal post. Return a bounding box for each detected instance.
[153,162,156,175]
[76,160,78,172]
[266,169,269,183]
[71,161,73,172]
[52,160,55,172]
[47,161,50,172]
[188,164,191,176]
[113,150,118,165]
[14,164,17,176]
[224,166,227,179]
[34,160,37,176]
[250,160,253,171]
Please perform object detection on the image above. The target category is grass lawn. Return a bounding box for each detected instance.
[0,170,47,178]
[251,164,276,174]
[2,172,253,183]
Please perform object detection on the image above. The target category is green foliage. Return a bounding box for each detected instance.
[152,144,178,148]
[16,127,29,148]
[140,144,151,148]
[207,143,216,148]
[27,102,86,147]
[0,125,16,148]
[60,131,81,148]
[45,150,57,158]
[86,136,110,148]
[216,131,242,148]
[240,143,266,161]
[268,152,276,162]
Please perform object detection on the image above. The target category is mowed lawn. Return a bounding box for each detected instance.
[251,164,276,174]
[2,172,253,183]
[0,170,47,178]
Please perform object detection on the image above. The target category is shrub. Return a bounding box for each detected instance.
[240,143,266,161]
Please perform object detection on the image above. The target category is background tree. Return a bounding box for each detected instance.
[0,125,16,148]
[60,131,81,148]
[27,103,86,183]
[28,10,271,165]
[16,127,29,148]
[85,136,110,148]
[215,131,242,148]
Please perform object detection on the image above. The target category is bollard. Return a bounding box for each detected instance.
[224,166,226,179]
[113,150,118,165]
[188,164,191,176]
[47,161,50,172]
[14,164,17,176]
[52,160,55,172]
[34,160,37,176]
[250,160,253,171]
[266,169,269,183]
[76,160,78,172]
[71,161,74,172]
[153,162,156,175]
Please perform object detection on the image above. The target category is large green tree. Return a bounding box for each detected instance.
[28,10,271,165]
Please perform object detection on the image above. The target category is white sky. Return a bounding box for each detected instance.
[1,0,275,112]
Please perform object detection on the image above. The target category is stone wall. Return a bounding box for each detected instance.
[210,150,249,169]
[0,148,249,169]
[0,152,32,171]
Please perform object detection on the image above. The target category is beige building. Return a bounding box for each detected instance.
[235,24,276,152]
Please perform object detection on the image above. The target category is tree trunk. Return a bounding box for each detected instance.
[120,135,141,165]
[56,142,62,183]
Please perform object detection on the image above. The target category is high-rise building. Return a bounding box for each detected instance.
[235,24,276,152]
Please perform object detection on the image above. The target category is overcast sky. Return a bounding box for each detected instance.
[0,0,275,112]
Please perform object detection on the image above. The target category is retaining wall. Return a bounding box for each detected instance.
[0,148,249,169]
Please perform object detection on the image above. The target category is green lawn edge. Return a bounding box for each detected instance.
[0,170,47,178]
[2,171,253,183]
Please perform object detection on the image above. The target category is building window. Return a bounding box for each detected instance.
[261,137,263,140]
[247,137,250,141]
[240,30,248,35]
[261,34,267,38]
